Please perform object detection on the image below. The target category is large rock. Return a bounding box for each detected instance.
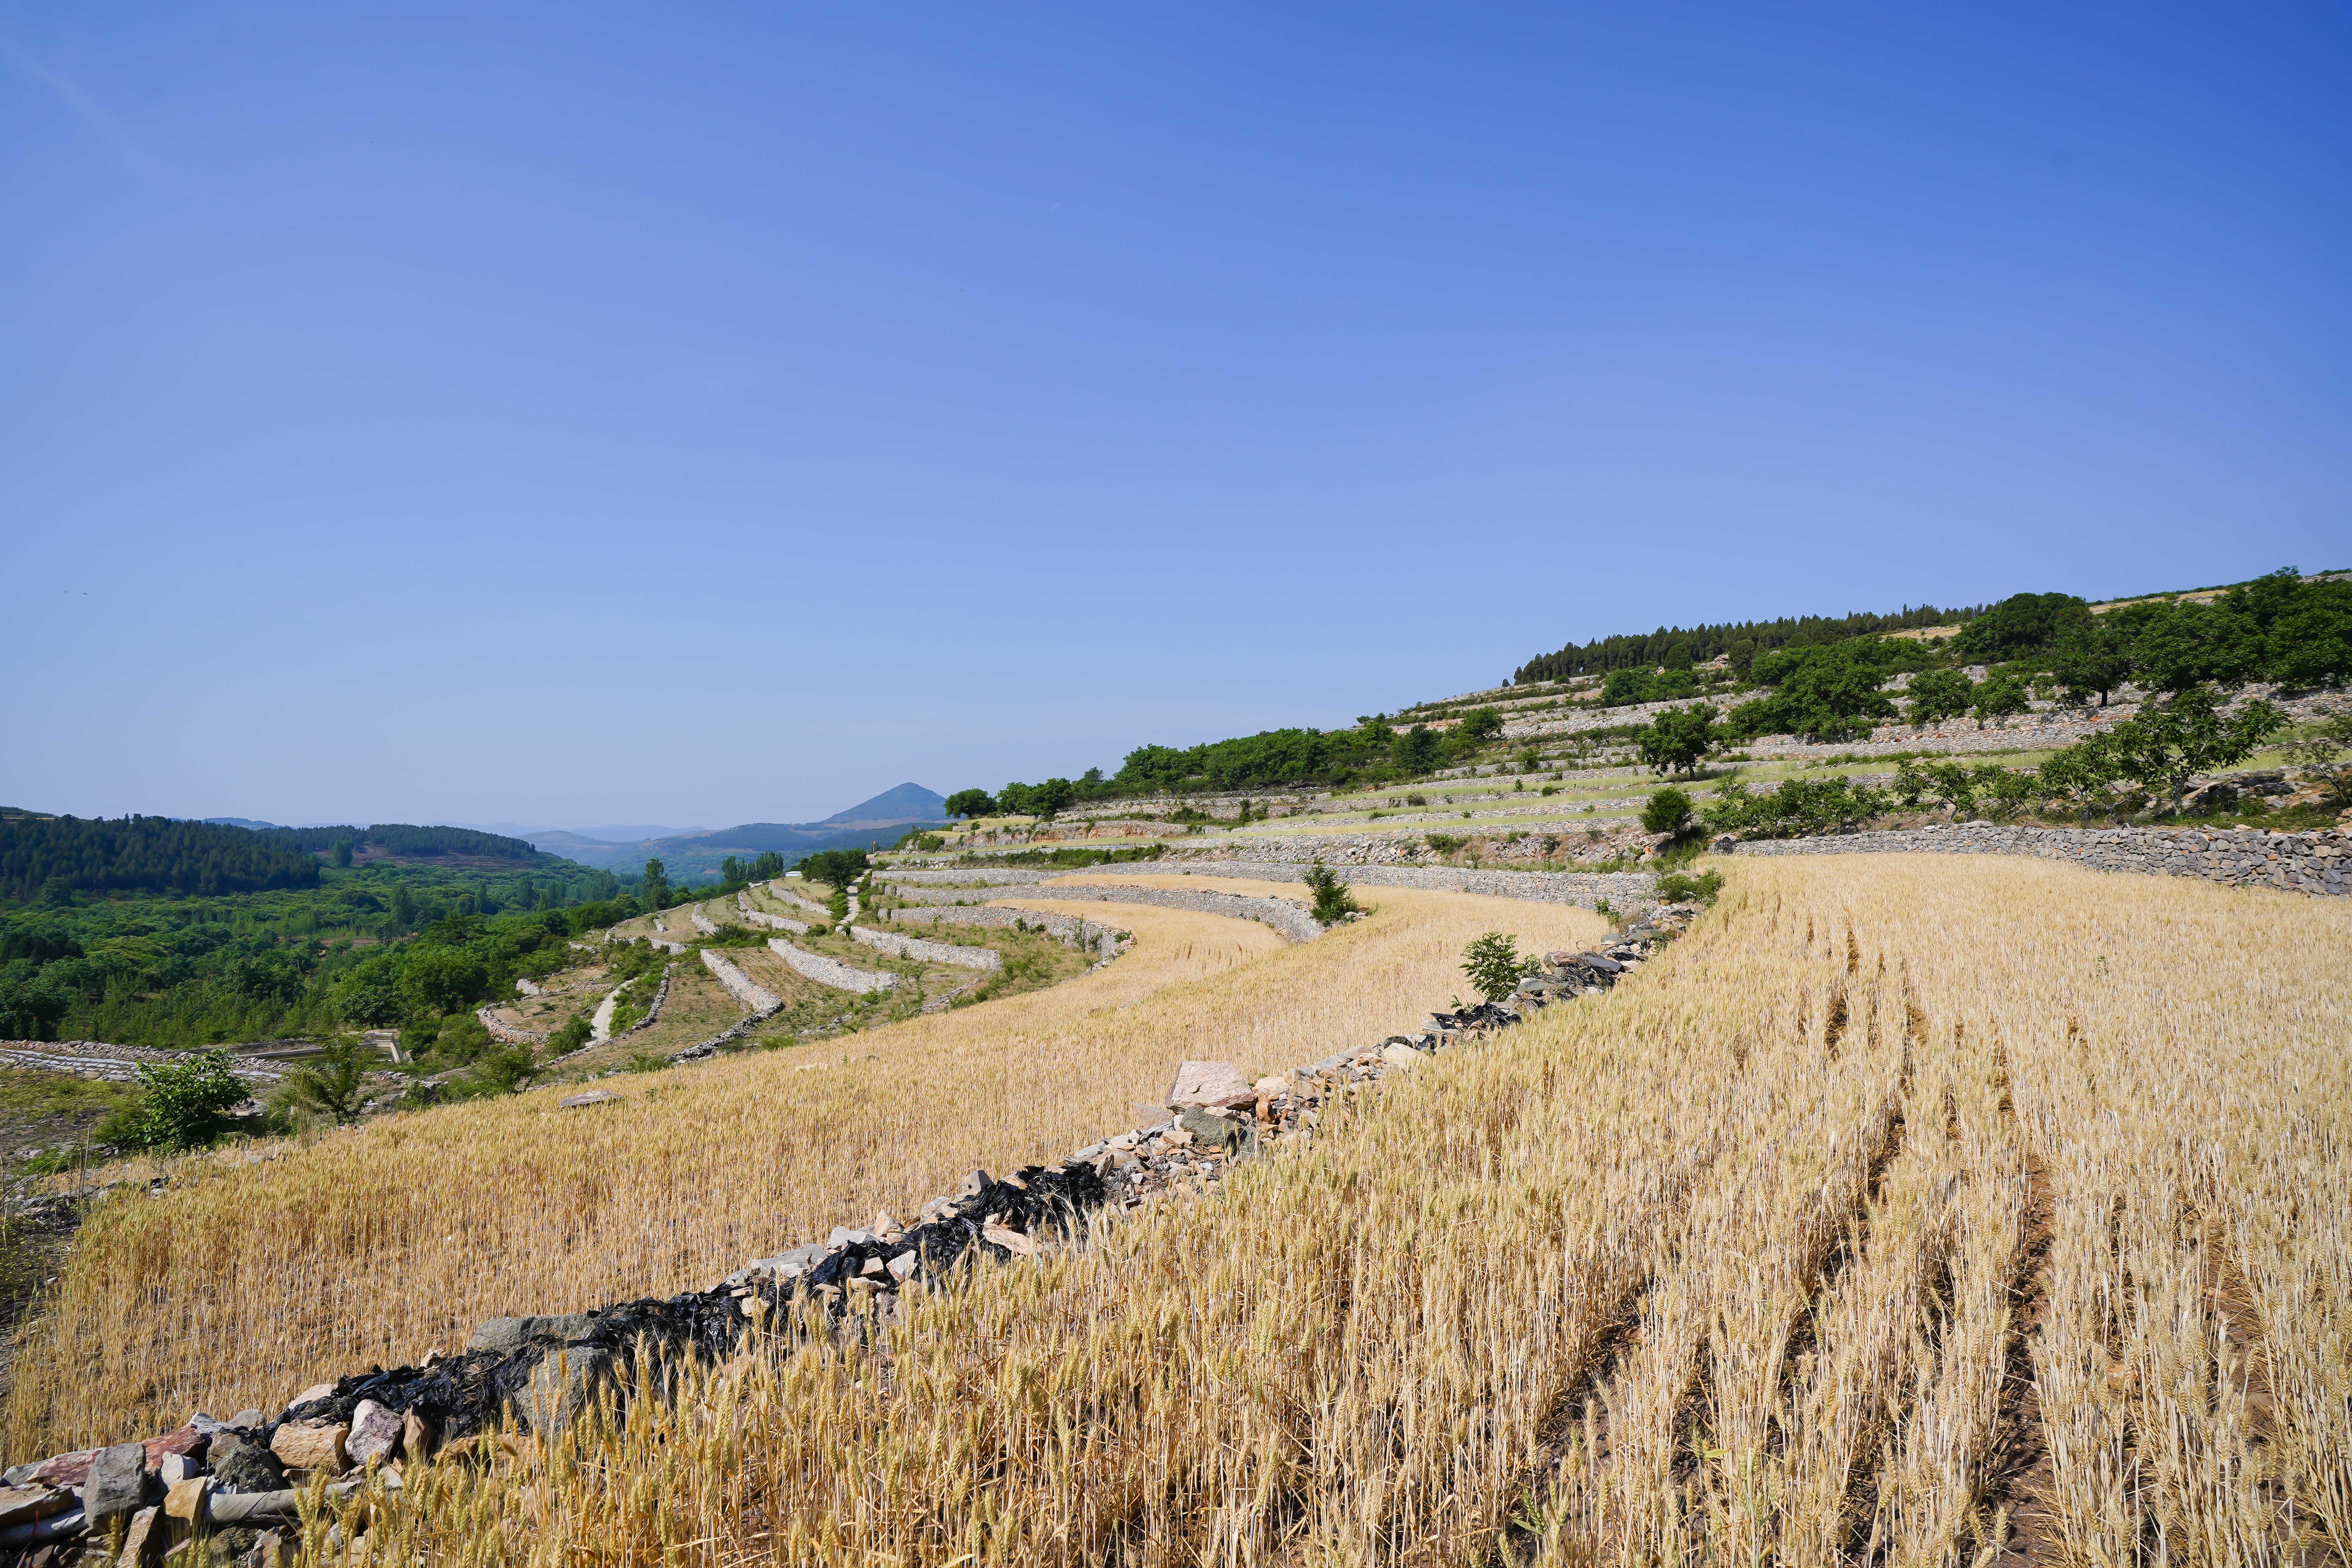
[346,1399,402,1467]
[0,1486,69,1529]
[206,1436,285,1495]
[1166,1060,1255,1112]
[1176,1105,1256,1156]
[82,1441,151,1527]
[269,1421,348,1476]
[515,1345,615,1436]
[468,1312,598,1357]
[118,1503,165,1564]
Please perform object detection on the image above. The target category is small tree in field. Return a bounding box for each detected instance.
[1641,786,1696,838]
[2105,685,2287,811]
[1904,668,1973,726]
[943,789,997,819]
[1302,860,1360,926]
[1461,932,1541,1004]
[1637,704,1719,777]
[2282,715,2352,808]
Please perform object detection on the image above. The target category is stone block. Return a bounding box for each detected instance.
[1166,1060,1255,1111]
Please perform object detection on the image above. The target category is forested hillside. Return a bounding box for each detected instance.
[0,815,323,902]
[1512,601,1981,684]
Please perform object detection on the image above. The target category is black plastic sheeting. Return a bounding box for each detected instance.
[267,1161,1107,1443]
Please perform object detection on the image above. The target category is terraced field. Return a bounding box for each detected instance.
[285,853,2347,1566]
[2,884,1605,1453]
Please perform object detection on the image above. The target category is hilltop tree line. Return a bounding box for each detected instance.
[0,816,547,906]
[1511,603,1982,686]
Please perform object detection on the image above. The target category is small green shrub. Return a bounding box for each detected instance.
[277,1035,374,1127]
[124,1049,248,1152]
[1302,861,1361,926]
[1461,932,1541,1004]
[1641,787,1696,837]
[1424,833,1467,854]
[547,1014,593,1055]
[1655,869,1725,905]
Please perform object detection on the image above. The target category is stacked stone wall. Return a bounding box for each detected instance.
[699,949,783,1011]
[849,926,1003,971]
[766,939,898,993]
[1730,823,2349,896]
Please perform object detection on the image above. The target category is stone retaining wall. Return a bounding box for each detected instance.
[1022,884,1325,943]
[884,904,1122,959]
[765,939,898,993]
[475,1009,548,1047]
[764,881,832,915]
[688,905,719,936]
[699,949,782,1011]
[849,926,1002,971]
[882,883,1049,905]
[884,869,1058,885]
[1728,823,2350,896]
[735,893,809,933]
[1096,860,1659,912]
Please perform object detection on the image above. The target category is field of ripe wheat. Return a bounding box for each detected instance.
[306,853,2348,1568]
[2,886,1606,1456]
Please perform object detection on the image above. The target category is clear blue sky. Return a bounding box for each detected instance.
[4,2,2346,830]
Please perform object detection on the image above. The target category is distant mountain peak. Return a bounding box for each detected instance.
[818,783,947,826]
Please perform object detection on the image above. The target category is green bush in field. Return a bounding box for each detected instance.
[110,1048,247,1151]
[1461,932,1541,1004]
[1302,861,1360,926]
[1641,787,1696,837]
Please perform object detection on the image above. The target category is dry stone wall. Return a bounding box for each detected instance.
[766,938,898,993]
[884,904,1123,959]
[699,949,782,1011]
[1101,860,1659,912]
[734,892,808,933]
[849,926,1002,971]
[1728,823,2350,895]
[1024,883,1324,942]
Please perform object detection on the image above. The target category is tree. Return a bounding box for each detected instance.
[1302,860,1361,926]
[2129,601,2264,693]
[329,838,354,868]
[1954,592,2091,661]
[2280,714,2352,808]
[2100,684,2288,811]
[1637,704,1719,777]
[1903,669,1973,726]
[129,1049,248,1151]
[1599,668,1653,707]
[279,1035,373,1126]
[2051,619,2131,706]
[1395,724,1439,774]
[1641,787,1696,837]
[641,858,671,911]
[547,1013,593,1055]
[798,848,870,889]
[1457,707,1506,746]
[943,789,996,819]
[333,955,406,1027]
[400,946,489,1018]
[750,851,785,880]
[1969,674,2030,728]
[390,882,418,929]
[1460,931,1541,1004]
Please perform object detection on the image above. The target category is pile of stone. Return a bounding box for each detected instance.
[9,911,1692,1564]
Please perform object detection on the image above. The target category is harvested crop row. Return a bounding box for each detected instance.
[4,887,1605,1455]
[311,854,2347,1567]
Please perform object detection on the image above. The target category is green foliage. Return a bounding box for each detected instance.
[0,814,322,902]
[2050,617,2131,706]
[2282,715,2352,807]
[1637,704,1719,776]
[1704,776,1888,839]
[640,858,671,911]
[329,839,354,868]
[1954,592,2091,661]
[547,1013,593,1055]
[1395,724,1439,774]
[1726,640,1906,742]
[278,1035,374,1126]
[797,849,870,890]
[1302,861,1361,926]
[1641,787,1697,837]
[1654,869,1724,905]
[1600,667,1700,707]
[1903,668,1973,726]
[1969,674,2031,726]
[1892,760,2036,820]
[956,844,1168,869]
[1424,833,1468,855]
[400,945,490,1018]
[124,1048,247,1152]
[943,789,998,819]
[1461,931,1541,1004]
[1515,601,1977,686]
[446,1042,536,1100]
[2042,684,2288,810]
[1457,707,1506,746]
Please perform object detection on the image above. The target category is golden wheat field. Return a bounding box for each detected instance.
[2,885,1606,1455]
[278,853,2349,1568]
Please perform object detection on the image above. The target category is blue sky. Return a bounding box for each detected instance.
[4,2,2346,829]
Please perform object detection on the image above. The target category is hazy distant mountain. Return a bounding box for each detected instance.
[463,822,706,846]
[570,784,949,878]
[203,816,281,830]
